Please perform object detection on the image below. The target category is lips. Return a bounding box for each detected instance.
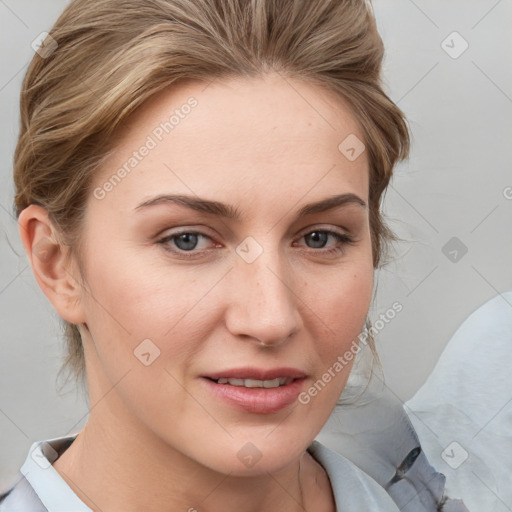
[204,367,306,381]
[201,367,307,414]
[216,377,292,388]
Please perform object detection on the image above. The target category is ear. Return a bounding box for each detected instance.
[18,205,86,325]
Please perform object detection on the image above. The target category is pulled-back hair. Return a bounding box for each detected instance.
[13,0,409,389]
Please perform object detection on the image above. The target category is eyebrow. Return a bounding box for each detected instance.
[134,192,366,220]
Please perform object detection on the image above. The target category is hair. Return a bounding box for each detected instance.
[13,0,409,393]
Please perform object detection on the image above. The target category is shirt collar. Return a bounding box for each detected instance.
[20,432,93,512]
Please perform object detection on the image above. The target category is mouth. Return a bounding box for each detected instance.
[201,367,307,414]
[206,376,295,388]
[203,366,306,382]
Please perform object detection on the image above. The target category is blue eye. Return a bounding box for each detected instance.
[169,232,202,251]
[157,228,355,259]
[298,230,355,256]
[158,231,211,256]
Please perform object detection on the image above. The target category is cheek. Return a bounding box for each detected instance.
[79,242,224,383]
[315,259,374,339]
[82,244,190,332]
[294,263,374,431]
[334,267,373,326]
[309,259,374,384]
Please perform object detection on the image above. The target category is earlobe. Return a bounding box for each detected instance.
[18,205,86,325]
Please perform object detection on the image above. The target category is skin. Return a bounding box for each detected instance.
[19,72,374,512]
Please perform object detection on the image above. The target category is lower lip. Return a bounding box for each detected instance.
[202,377,306,414]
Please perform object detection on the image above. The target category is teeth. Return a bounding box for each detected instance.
[216,377,292,388]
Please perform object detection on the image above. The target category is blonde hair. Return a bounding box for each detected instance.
[13,0,409,390]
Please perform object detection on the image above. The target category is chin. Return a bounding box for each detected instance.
[199,430,314,476]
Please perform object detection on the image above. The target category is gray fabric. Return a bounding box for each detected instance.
[308,440,400,510]
[0,475,47,512]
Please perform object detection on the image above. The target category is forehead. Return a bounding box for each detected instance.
[91,73,369,213]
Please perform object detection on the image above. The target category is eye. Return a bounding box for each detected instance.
[295,229,355,256]
[157,227,355,260]
[157,230,216,259]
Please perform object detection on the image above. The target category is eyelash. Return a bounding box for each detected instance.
[157,228,355,260]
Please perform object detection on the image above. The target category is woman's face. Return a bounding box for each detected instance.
[76,73,374,475]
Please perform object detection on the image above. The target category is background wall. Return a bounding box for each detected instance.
[1,0,511,490]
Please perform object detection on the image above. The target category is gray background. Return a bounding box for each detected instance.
[1,0,511,490]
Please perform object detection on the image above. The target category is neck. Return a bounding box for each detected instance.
[53,391,331,512]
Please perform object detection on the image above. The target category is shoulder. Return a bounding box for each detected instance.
[0,475,47,512]
[308,440,400,511]
[0,433,80,512]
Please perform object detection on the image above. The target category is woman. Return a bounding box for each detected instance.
[0,0,468,510]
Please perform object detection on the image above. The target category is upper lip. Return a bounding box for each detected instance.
[204,367,307,381]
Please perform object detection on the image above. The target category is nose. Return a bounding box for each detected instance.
[225,246,303,347]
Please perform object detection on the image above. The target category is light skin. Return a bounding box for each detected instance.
[19,72,374,512]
